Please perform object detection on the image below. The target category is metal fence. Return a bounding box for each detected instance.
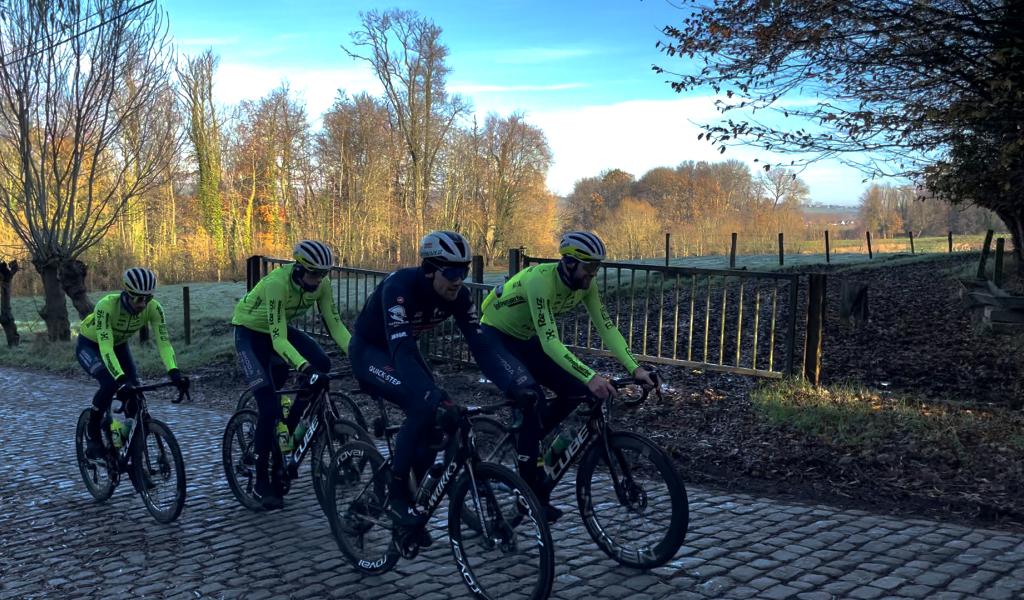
[247,252,807,379]
[516,251,802,379]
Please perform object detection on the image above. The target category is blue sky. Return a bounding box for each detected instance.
[163,0,874,205]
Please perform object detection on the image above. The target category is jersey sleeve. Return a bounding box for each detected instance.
[317,280,351,354]
[582,283,640,374]
[147,299,178,372]
[95,295,125,380]
[526,273,597,383]
[453,289,505,376]
[264,276,308,369]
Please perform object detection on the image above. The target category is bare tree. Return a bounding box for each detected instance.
[344,9,469,252]
[0,0,176,340]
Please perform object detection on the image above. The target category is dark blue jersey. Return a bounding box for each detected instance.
[353,267,500,388]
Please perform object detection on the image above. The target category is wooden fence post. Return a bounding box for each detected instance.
[977,229,995,279]
[995,238,1005,288]
[664,233,671,267]
[803,273,827,385]
[507,248,522,280]
[246,255,264,292]
[730,233,738,269]
[866,231,874,259]
[824,230,831,264]
[183,286,191,345]
[908,231,915,254]
[778,232,785,266]
[948,231,954,253]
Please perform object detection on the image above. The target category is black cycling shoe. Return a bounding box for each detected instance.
[255,479,284,510]
[415,526,433,548]
[541,503,564,524]
[388,493,426,528]
[85,436,106,460]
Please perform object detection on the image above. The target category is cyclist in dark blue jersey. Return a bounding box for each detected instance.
[350,231,505,538]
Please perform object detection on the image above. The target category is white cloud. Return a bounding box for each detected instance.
[213,62,383,124]
[528,97,871,205]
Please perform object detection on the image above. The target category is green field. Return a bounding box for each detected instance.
[0,281,245,378]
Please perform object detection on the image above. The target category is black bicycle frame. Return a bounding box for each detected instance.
[538,399,612,488]
[278,385,335,469]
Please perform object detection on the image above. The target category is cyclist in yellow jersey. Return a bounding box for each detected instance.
[478,231,654,522]
[77,268,187,459]
[231,240,352,509]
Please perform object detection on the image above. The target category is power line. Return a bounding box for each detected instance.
[0,0,156,68]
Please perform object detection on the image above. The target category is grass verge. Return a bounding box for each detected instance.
[751,378,1024,469]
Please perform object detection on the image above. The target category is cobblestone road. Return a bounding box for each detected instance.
[1,370,1023,599]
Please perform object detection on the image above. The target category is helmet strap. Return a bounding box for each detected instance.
[291,264,320,292]
[120,291,142,315]
[557,258,582,290]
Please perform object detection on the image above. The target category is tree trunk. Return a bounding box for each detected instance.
[995,208,1024,276]
[0,261,21,347]
[60,260,94,319]
[34,259,70,341]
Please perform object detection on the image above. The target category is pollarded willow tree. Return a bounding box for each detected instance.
[0,0,177,340]
[655,0,1024,271]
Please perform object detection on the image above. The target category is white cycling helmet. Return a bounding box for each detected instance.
[293,240,334,272]
[123,267,157,295]
[559,231,606,262]
[419,231,471,263]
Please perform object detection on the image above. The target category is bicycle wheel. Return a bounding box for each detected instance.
[470,416,517,469]
[329,391,369,433]
[75,409,115,502]
[448,462,554,600]
[310,418,373,509]
[575,430,688,569]
[324,440,399,575]
[222,408,266,511]
[134,418,187,523]
[323,442,399,573]
[235,388,256,413]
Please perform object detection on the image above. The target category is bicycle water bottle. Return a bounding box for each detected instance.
[276,422,293,453]
[110,418,127,449]
[280,394,293,419]
[544,432,572,468]
[415,464,444,508]
[293,420,308,446]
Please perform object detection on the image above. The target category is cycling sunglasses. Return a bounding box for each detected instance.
[430,261,470,281]
[580,261,602,275]
[126,291,153,303]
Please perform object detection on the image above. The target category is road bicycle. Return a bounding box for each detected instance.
[471,373,689,569]
[223,372,372,510]
[75,380,190,523]
[323,389,554,600]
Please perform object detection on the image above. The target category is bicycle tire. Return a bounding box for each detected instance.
[459,417,518,534]
[134,418,187,523]
[324,440,399,575]
[448,462,554,600]
[470,416,517,468]
[575,430,688,569]
[221,409,266,511]
[310,418,373,509]
[75,409,115,502]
